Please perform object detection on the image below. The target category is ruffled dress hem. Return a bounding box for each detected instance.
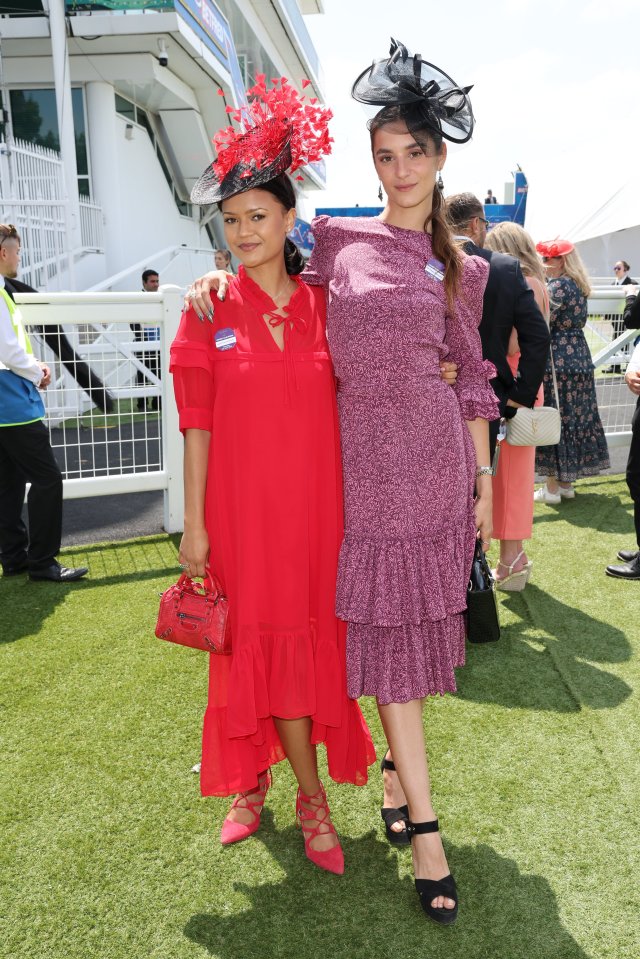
[346,613,466,704]
[200,622,376,797]
[336,523,475,627]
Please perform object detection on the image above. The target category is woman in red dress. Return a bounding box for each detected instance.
[170,83,375,875]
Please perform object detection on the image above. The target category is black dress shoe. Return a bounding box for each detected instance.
[2,562,29,577]
[606,555,640,580]
[617,548,639,563]
[29,563,89,582]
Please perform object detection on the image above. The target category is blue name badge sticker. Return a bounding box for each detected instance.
[425,257,445,282]
[214,327,237,351]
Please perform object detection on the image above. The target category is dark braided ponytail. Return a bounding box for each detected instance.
[284,237,306,275]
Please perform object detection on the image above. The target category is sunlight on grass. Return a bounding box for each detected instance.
[1,476,638,959]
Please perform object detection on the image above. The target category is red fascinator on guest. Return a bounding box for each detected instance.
[536,239,574,258]
[191,76,333,204]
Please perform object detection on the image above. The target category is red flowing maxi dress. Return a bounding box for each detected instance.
[170,267,376,797]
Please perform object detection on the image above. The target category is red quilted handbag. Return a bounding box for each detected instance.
[155,570,231,654]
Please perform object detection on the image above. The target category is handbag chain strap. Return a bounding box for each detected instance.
[548,343,560,409]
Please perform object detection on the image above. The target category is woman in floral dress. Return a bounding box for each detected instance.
[534,240,609,502]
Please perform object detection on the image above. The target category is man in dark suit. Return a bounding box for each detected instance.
[445,193,550,457]
[606,289,640,580]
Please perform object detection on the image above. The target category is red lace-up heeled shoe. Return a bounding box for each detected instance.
[220,769,271,846]
[295,782,344,875]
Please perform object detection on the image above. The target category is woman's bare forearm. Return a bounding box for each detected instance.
[183,428,211,529]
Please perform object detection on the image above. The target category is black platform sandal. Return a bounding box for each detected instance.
[407,819,458,925]
[380,756,410,846]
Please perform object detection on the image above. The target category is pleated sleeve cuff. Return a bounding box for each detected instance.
[455,359,500,421]
[169,342,214,375]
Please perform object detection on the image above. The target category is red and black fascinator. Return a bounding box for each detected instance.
[191,76,333,204]
[351,38,474,144]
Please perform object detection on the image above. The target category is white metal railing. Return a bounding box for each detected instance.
[0,197,69,289]
[0,138,104,286]
[587,287,637,447]
[78,197,105,252]
[86,245,217,292]
[15,290,185,533]
[8,137,64,201]
[9,284,637,541]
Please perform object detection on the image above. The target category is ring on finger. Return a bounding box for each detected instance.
[188,290,197,299]
[179,563,190,569]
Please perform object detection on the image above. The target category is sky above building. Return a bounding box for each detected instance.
[304,0,640,241]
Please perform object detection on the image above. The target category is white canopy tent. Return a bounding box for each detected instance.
[570,180,640,280]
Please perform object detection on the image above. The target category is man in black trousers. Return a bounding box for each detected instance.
[606,288,640,580]
[0,223,87,582]
[445,194,550,458]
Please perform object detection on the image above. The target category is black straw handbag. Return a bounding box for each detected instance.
[466,540,500,643]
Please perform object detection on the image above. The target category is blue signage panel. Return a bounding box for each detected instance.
[174,0,247,106]
[485,170,528,228]
[315,206,384,218]
[290,218,314,256]
[174,0,228,69]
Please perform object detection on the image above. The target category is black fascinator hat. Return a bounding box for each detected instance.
[351,38,474,144]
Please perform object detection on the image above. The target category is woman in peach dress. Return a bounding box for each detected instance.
[484,223,549,590]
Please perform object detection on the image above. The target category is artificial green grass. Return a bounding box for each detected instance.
[1,475,639,959]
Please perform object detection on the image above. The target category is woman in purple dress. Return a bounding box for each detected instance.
[188,42,498,924]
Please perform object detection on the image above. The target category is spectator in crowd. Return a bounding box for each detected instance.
[445,192,550,458]
[131,268,160,412]
[608,260,638,371]
[606,290,640,579]
[534,240,609,502]
[613,260,636,287]
[484,222,549,590]
[5,278,114,414]
[484,189,497,204]
[214,249,233,272]
[0,223,88,582]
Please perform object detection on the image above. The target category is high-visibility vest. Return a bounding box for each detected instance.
[0,286,45,426]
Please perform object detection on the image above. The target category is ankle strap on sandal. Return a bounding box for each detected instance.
[380,756,396,772]
[407,818,439,837]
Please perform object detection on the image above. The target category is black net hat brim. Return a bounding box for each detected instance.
[191,127,293,204]
[351,39,474,144]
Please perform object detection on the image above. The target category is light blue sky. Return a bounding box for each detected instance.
[304,0,639,241]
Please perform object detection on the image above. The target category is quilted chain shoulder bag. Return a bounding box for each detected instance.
[505,347,561,447]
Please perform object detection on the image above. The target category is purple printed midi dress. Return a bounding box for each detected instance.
[304,216,499,704]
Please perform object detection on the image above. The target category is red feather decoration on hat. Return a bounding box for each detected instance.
[211,76,333,183]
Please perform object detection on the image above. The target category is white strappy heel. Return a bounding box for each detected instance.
[492,550,533,592]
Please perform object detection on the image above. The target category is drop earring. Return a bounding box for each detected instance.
[377,182,383,202]
[436,171,444,191]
